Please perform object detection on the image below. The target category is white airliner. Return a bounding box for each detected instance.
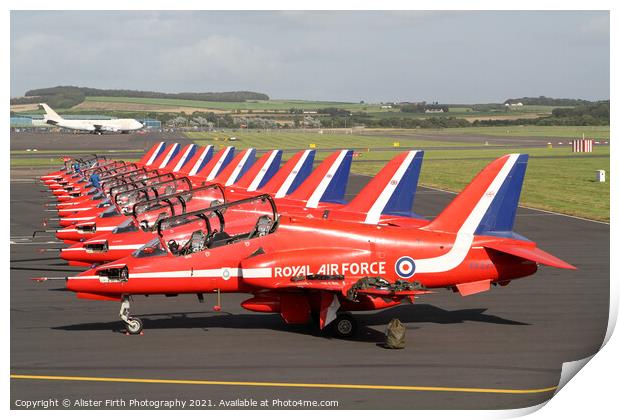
[38,103,143,134]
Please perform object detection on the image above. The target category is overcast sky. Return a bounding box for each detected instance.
[10,10,610,103]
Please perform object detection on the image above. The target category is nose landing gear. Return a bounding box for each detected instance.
[120,296,143,335]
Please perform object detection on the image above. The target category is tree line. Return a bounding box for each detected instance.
[10,86,270,109]
[503,96,595,106]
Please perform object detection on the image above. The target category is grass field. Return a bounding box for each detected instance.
[407,126,610,139]
[12,127,610,221]
[186,131,470,150]
[187,129,609,221]
[11,158,67,167]
[11,149,142,155]
[350,148,609,222]
[75,97,566,122]
[81,97,380,112]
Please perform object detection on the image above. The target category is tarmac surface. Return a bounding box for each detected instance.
[10,131,192,151]
[10,165,609,409]
[12,130,609,158]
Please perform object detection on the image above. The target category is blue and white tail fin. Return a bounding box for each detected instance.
[425,154,529,237]
[170,144,198,173]
[416,153,576,272]
[158,143,181,169]
[287,150,353,208]
[195,146,235,181]
[212,148,257,186]
[183,145,214,176]
[259,150,315,197]
[140,142,166,166]
[235,150,283,191]
[474,154,528,238]
[340,150,424,223]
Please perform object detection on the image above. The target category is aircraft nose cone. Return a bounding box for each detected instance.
[60,246,84,262]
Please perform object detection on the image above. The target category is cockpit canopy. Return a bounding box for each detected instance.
[90,162,137,179]
[113,177,192,216]
[109,173,177,199]
[157,194,278,256]
[132,184,226,232]
[100,168,158,195]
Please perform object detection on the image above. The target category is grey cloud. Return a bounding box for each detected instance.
[11,10,609,102]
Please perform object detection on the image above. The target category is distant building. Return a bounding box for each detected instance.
[10,116,32,127]
[380,105,392,109]
[505,102,524,107]
[139,119,162,129]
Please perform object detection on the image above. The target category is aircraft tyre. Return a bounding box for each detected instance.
[125,317,143,335]
[119,296,142,334]
[332,313,357,338]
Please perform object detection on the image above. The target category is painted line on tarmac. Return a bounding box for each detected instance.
[10,374,557,395]
[10,241,64,245]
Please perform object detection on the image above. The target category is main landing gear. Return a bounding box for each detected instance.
[120,296,143,335]
[330,313,358,339]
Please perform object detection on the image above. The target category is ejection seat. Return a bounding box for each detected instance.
[250,215,274,238]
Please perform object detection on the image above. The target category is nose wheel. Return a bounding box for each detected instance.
[119,296,143,335]
[125,317,144,335]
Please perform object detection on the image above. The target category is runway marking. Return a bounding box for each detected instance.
[10,374,558,394]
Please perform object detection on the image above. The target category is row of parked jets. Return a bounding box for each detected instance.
[37,142,575,337]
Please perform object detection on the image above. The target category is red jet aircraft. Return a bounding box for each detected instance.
[56,149,426,264]
[39,153,576,337]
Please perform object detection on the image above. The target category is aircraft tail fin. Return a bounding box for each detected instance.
[195,146,235,181]
[425,154,528,236]
[39,103,63,123]
[157,143,181,169]
[212,148,256,186]
[140,142,166,166]
[340,150,424,223]
[181,145,214,176]
[259,150,315,197]
[147,143,179,169]
[287,150,353,208]
[235,150,282,191]
[169,144,198,173]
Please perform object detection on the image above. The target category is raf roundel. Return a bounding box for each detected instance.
[395,256,416,279]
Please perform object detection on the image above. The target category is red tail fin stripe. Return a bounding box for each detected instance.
[274,150,313,198]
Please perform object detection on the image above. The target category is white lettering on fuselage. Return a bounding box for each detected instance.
[273,262,385,278]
